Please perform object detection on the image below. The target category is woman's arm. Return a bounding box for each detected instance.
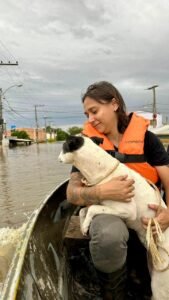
[66,172,135,206]
[157,165,169,207]
[142,165,169,232]
[142,132,169,231]
[153,165,169,231]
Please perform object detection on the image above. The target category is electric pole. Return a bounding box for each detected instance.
[43,116,53,142]
[146,85,158,128]
[44,116,48,142]
[0,88,3,145]
[0,84,22,146]
[34,105,44,143]
[0,61,19,146]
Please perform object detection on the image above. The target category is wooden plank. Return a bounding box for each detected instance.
[64,216,89,240]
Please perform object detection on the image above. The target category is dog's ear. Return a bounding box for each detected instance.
[64,135,84,152]
[90,136,104,146]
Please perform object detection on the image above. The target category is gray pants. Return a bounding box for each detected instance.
[89,214,129,273]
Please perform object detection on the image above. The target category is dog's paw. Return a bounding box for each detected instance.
[81,177,92,186]
[81,225,88,236]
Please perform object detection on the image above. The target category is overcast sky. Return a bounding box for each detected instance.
[0,0,169,129]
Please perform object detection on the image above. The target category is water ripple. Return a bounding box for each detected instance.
[0,143,70,227]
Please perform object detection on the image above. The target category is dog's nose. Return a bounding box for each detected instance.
[58,154,62,162]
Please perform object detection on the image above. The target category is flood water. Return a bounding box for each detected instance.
[0,142,71,228]
[0,142,71,289]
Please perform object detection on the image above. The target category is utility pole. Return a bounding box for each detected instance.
[43,116,53,142]
[0,88,3,145]
[146,85,158,128]
[34,105,44,143]
[43,116,48,142]
[0,61,19,145]
[0,84,22,146]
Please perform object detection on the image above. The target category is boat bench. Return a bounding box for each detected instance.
[64,216,89,250]
[64,215,89,241]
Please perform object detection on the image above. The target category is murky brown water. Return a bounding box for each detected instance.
[0,142,71,228]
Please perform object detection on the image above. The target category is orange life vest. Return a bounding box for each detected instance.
[82,113,159,184]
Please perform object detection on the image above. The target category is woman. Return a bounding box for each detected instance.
[66,81,169,300]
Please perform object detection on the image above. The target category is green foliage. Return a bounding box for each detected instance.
[67,126,83,135]
[47,138,56,143]
[46,125,52,133]
[11,130,30,139]
[55,126,83,141]
[56,128,69,141]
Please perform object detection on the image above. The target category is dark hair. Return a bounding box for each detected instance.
[82,81,129,133]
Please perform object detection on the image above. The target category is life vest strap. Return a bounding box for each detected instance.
[107,150,146,163]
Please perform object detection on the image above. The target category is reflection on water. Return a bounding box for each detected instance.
[0,143,71,228]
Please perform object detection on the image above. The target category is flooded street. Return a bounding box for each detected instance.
[0,142,71,228]
[0,142,71,290]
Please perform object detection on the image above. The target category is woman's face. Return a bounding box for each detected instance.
[83,96,119,134]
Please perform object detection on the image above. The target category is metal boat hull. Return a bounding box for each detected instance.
[1,180,76,300]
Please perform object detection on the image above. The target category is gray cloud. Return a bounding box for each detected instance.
[0,0,169,128]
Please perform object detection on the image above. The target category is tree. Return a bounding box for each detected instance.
[46,125,52,133]
[68,126,83,135]
[56,128,69,141]
[11,130,30,139]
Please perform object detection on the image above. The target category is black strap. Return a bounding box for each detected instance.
[107,150,146,163]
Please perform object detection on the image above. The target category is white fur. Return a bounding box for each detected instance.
[59,136,169,300]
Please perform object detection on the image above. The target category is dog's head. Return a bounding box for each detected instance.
[58,135,85,163]
[58,135,104,164]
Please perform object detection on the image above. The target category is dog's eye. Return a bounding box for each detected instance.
[63,142,70,153]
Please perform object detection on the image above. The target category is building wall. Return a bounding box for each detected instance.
[5,128,46,142]
[46,132,56,140]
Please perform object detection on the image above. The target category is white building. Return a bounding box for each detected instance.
[135,111,169,142]
[135,111,163,129]
[149,124,169,135]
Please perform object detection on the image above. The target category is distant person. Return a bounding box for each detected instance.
[66,81,169,299]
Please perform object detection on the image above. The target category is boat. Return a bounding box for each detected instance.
[2,124,167,299]
[1,179,102,300]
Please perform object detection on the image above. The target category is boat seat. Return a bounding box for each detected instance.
[64,216,89,251]
[64,215,89,240]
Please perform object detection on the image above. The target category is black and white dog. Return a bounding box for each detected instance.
[59,135,169,300]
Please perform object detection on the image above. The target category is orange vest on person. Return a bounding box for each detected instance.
[82,113,159,184]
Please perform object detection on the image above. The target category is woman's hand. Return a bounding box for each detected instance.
[67,172,135,206]
[142,204,169,233]
[99,175,135,202]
